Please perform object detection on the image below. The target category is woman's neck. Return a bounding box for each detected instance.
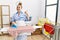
[18,12,20,16]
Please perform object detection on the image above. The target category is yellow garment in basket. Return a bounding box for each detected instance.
[44,30,50,35]
[38,18,51,26]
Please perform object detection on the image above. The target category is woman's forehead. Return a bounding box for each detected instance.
[17,5,21,7]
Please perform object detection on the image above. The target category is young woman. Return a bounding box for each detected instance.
[11,2,29,40]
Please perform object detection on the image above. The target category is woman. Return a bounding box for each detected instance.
[11,2,29,40]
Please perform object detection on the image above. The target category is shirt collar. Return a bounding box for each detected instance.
[16,11,23,14]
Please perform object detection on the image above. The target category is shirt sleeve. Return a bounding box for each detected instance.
[24,13,28,21]
[10,15,15,22]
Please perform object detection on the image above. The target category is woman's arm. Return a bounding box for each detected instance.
[11,15,17,26]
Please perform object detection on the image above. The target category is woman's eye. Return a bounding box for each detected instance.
[17,7,18,8]
[19,7,20,8]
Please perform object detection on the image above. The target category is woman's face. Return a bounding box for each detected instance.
[17,5,22,13]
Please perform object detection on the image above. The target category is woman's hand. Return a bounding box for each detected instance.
[25,10,29,20]
[12,22,16,25]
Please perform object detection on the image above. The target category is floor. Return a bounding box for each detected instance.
[0,35,50,40]
[27,35,50,40]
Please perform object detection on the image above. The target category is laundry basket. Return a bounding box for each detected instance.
[43,23,54,40]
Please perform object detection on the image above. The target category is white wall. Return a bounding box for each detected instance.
[21,0,45,24]
[0,0,45,24]
[57,0,60,23]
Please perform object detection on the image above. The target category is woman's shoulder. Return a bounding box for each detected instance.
[12,12,18,17]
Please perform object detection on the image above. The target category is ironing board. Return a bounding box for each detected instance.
[0,26,42,37]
